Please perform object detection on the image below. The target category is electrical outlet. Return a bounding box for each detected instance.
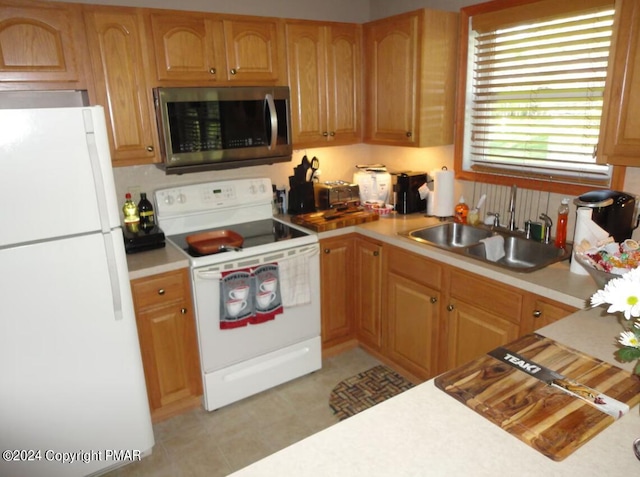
[128,186,141,200]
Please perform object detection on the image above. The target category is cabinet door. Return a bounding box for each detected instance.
[599,0,640,165]
[320,236,355,348]
[387,271,439,380]
[326,23,362,145]
[131,269,202,422]
[222,18,283,83]
[286,22,327,146]
[364,11,418,144]
[520,294,577,335]
[84,8,158,166]
[354,238,383,350]
[147,12,226,83]
[445,299,519,369]
[0,2,88,87]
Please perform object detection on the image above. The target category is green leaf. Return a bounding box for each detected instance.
[616,347,640,362]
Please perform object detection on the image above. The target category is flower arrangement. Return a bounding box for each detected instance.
[590,267,640,375]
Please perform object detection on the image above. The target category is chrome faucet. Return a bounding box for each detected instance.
[508,185,517,232]
[539,213,553,244]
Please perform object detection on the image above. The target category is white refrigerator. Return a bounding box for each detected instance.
[0,105,154,476]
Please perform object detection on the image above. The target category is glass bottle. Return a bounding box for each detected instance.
[138,192,155,231]
[554,198,570,249]
[122,193,140,233]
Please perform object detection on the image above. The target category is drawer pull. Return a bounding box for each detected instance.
[158,289,165,295]
[430,296,437,304]
[447,304,454,311]
[533,310,542,318]
[181,308,187,314]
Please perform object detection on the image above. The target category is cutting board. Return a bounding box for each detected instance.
[435,334,640,461]
[291,208,379,232]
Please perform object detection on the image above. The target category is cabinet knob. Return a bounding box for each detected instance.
[157,289,165,295]
[323,131,328,137]
[230,68,237,75]
[406,132,412,138]
[373,251,379,257]
[209,67,216,75]
[330,131,335,137]
[532,310,542,318]
[324,248,331,254]
[181,308,187,314]
[146,145,154,152]
[447,304,454,311]
[430,296,437,304]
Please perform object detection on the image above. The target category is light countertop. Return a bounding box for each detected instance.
[230,308,640,476]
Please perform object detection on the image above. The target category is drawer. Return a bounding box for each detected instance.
[131,269,187,310]
[387,246,442,290]
[449,269,523,323]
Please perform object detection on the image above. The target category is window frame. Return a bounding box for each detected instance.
[453,0,625,195]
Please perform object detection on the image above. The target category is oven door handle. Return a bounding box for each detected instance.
[196,270,222,281]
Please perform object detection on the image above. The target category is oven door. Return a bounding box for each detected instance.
[192,243,320,372]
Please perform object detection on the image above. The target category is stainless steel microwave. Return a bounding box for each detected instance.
[153,86,292,174]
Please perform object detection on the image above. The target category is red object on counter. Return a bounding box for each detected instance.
[554,198,570,249]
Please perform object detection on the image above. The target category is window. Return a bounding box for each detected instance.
[455,0,622,193]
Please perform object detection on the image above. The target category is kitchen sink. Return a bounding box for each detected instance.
[400,222,571,272]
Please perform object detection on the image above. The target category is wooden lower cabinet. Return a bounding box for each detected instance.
[354,237,383,350]
[384,246,442,380]
[521,295,578,334]
[319,235,355,348]
[130,268,202,422]
[445,298,519,369]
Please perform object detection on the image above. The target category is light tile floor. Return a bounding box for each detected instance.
[106,347,381,477]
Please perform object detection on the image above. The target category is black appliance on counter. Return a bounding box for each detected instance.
[394,171,428,214]
[574,190,640,243]
[122,226,166,254]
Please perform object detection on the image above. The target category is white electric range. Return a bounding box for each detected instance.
[155,178,321,411]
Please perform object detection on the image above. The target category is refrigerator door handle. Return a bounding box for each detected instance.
[83,109,111,234]
[103,232,124,321]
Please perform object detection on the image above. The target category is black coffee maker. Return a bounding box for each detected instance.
[394,171,428,214]
[574,190,640,242]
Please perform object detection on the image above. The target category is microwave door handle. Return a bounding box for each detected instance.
[265,93,277,150]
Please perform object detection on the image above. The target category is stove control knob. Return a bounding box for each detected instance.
[177,193,187,204]
[164,194,174,205]
[259,183,266,194]
[249,185,257,194]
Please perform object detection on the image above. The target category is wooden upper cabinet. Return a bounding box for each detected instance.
[0,1,89,88]
[598,0,640,166]
[222,18,285,84]
[363,9,458,147]
[146,11,227,83]
[286,20,361,148]
[364,12,418,145]
[84,7,158,166]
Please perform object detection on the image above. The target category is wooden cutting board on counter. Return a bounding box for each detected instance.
[435,334,640,461]
[291,208,379,232]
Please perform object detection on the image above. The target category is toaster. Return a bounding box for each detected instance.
[314,181,361,210]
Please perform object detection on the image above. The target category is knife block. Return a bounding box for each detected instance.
[288,182,316,214]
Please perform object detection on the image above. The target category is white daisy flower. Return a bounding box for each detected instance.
[618,330,640,348]
[590,269,640,320]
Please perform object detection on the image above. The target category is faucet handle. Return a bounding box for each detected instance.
[486,212,500,227]
[539,214,553,244]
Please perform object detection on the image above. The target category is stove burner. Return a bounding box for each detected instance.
[168,219,309,257]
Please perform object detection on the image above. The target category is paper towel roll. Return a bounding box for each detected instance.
[432,169,455,217]
[570,207,611,275]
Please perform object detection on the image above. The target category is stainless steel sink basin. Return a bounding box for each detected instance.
[405,222,495,248]
[400,222,571,272]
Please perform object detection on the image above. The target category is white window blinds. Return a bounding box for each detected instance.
[464,2,615,186]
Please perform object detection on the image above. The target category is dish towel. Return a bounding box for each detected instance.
[278,250,314,307]
[480,235,505,262]
[219,264,283,329]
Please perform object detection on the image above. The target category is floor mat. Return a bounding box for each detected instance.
[329,365,415,420]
